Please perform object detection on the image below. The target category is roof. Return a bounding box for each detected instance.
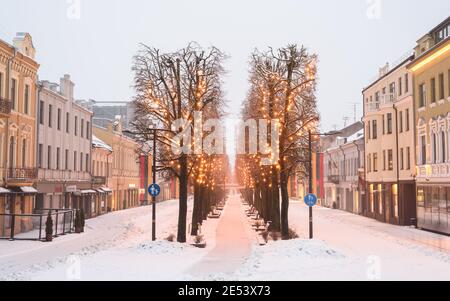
[92,135,113,152]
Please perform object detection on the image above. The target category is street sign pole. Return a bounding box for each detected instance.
[152,129,156,241]
[308,130,313,240]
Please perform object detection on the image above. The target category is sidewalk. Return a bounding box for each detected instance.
[188,193,252,275]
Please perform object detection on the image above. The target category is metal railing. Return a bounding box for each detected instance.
[0,208,76,241]
[0,97,12,115]
[327,175,340,184]
[6,168,37,181]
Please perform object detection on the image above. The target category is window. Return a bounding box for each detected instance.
[373,153,378,172]
[375,91,380,103]
[73,151,77,171]
[367,154,371,172]
[86,121,90,139]
[420,136,427,165]
[431,133,437,163]
[389,82,395,100]
[372,120,377,139]
[38,144,43,168]
[47,146,52,169]
[10,78,16,110]
[406,147,411,170]
[383,150,386,170]
[406,109,410,131]
[74,116,78,136]
[400,148,404,170]
[398,77,402,96]
[24,84,29,115]
[0,72,3,97]
[81,119,84,138]
[442,131,446,163]
[405,74,409,93]
[86,154,89,172]
[388,149,393,171]
[382,115,385,135]
[430,78,436,103]
[439,73,444,100]
[39,101,44,125]
[21,139,26,167]
[419,84,426,107]
[387,113,392,134]
[399,111,403,133]
[80,152,83,171]
[56,147,60,170]
[48,104,53,128]
[65,149,69,170]
[66,113,70,133]
[367,122,371,140]
[392,184,399,218]
[57,108,61,130]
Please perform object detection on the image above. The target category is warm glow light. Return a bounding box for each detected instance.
[409,43,450,72]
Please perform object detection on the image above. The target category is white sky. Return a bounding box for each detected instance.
[1,0,449,132]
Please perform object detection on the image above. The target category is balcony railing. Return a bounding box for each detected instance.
[366,102,380,112]
[6,168,37,181]
[0,98,12,116]
[37,169,91,181]
[381,93,397,105]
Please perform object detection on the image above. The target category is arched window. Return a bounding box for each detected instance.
[9,136,15,168]
[22,139,26,167]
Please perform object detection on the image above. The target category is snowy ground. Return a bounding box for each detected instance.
[1,194,449,281]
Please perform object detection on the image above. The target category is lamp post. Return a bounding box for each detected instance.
[308,130,342,239]
[124,124,174,241]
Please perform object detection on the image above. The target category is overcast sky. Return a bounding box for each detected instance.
[1,0,449,132]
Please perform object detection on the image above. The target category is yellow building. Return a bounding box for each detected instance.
[0,33,39,237]
[408,17,450,235]
[93,116,140,211]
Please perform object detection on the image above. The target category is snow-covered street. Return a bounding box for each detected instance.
[0,194,449,281]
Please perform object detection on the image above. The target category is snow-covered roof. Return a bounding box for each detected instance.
[346,129,364,143]
[92,135,112,152]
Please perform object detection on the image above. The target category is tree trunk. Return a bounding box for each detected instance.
[177,155,188,243]
[280,169,290,239]
[270,166,281,231]
[191,182,202,236]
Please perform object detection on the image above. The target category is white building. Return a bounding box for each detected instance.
[35,74,93,211]
[324,122,364,213]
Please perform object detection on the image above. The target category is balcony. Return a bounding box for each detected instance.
[366,102,380,112]
[381,93,397,106]
[6,168,37,182]
[0,97,12,117]
[37,169,91,182]
[327,175,340,184]
[92,176,106,185]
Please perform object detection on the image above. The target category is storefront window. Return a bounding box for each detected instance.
[432,187,440,226]
[378,184,383,215]
[417,188,425,207]
[369,184,374,213]
[392,184,398,218]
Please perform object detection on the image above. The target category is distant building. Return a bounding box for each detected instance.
[93,116,140,211]
[91,135,113,215]
[408,17,450,235]
[323,122,365,213]
[84,100,135,130]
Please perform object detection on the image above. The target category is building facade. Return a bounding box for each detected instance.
[323,122,365,213]
[0,33,39,237]
[363,55,417,226]
[408,17,450,235]
[93,116,140,211]
[91,135,113,215]
[35,75,93,213]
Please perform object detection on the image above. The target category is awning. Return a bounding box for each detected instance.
[0,187,11,194]
[20,186,38,193]
[96,189,106,194]
[81,189,97,194]
[100,187,112,193]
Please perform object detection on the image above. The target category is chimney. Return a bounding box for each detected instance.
[60,74,75,100]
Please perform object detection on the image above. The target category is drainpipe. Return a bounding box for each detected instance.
[5,48,17,187]
[353,140,362,215]
[338,145,346,210]
[393,104,401,224]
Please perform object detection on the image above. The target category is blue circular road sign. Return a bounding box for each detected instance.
[304,193,317,207]
[148,184,161,197]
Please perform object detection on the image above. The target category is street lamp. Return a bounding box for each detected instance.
[124,123,174,241]
[307,130,342,239]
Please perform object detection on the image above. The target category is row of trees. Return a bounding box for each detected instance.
[131,43,228,243]
[236,44,319,239]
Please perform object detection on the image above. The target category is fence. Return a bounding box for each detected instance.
[0,208,76,241]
